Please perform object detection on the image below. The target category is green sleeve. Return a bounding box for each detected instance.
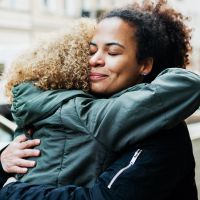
[72,68,200,151]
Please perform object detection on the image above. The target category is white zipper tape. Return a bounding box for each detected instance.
[107,149,142,189]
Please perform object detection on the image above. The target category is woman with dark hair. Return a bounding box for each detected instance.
[98,0,191,84]
[0,0,199,199]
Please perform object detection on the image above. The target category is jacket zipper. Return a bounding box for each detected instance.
[107,149,142,189]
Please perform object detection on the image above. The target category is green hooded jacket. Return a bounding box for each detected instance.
[12,68,200,187]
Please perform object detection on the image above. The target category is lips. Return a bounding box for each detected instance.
[90,72,108,81]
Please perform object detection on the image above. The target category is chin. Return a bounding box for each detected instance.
[90,86,106,95]
[91,88,105,95]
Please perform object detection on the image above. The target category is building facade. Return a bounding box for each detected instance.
[0,0,199,69]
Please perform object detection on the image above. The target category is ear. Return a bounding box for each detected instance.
[139,57,153,76]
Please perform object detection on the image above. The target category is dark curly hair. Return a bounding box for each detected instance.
[99,0,192,82]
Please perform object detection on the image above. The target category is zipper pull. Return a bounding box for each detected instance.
[130,149,142,165]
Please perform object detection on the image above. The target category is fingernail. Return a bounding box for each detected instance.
[35,139,40,144]
[36,150,40,155]
[31,161,36,166]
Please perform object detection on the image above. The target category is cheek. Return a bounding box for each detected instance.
[114,62,141,86]
[106,57,126,75]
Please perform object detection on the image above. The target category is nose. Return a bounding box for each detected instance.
[89,52,105,68]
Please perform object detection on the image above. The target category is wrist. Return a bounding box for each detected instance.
[0,145,10,174]
[0,158,11,188]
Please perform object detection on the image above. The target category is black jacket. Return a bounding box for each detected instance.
[0,122,197,200]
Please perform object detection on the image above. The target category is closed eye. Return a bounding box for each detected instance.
[90,50,96,56]
[108,51,121,56]
[89,44,97,56]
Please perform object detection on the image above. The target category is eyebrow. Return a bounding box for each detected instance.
[90,42,125,49]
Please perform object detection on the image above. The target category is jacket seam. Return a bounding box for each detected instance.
[56,106,68,186]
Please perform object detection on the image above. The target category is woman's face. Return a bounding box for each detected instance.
[89,17,146,95]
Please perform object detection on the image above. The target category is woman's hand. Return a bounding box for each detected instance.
[0,135,40,174]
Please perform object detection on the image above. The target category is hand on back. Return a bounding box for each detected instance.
[0,134,40,174]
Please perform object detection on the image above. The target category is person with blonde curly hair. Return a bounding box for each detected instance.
[0,1,200,199]
[5,18,94,100]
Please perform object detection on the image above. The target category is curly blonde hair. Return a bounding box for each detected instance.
[4,18,96,102]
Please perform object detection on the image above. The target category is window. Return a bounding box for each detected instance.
[0,0,30,11]
[41,0,57,13]
[81,10,90,17]
[43,0,49,7]
[65,0,82,17]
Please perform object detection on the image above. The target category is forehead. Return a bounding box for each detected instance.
[92,17,136,45]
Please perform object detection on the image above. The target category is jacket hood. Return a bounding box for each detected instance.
[11,82,91,128]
